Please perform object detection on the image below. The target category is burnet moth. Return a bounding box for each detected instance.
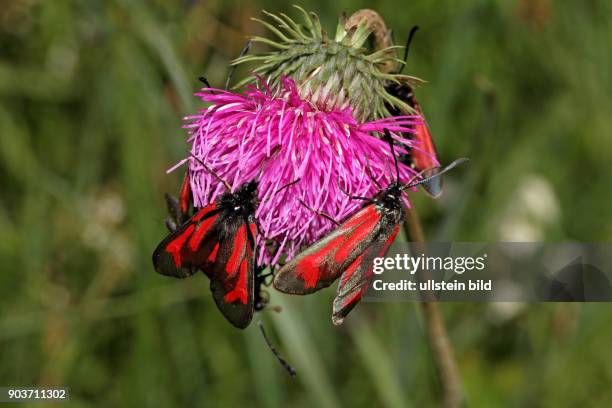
[152,156,259,329]
[386,26,443,198]
[153,151,297,375]
[155,42,259,328]
[273,129,467,325]
[165,180,280,320]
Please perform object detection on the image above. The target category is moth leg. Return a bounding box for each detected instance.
[254,288,270,311]
[336,180,370,201]
[363,154,382,189]
[297,199,341,226]
[257,320,296,377]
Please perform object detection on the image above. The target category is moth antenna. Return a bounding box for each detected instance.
[297,199,341,226]
[258,178,301,208]
[198,76,220,95]
[336,179,370,201]
[257,320,297,377]
[198,76,213,89]
[273,178,300,195]
[383,129,401,183]
[364,155,382,189]
[188,153,232,191]
[402,158,469,192]
[225,40,252,90]
[397,25,419,75]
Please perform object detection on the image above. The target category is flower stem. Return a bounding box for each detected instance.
[404,208,463,408]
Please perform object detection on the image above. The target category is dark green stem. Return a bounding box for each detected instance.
[404,208,463,408]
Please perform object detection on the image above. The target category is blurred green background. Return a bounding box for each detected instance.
[1,0,612,406]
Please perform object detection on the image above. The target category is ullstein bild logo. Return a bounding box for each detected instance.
[372,279,492,292]
[363,243,612,302]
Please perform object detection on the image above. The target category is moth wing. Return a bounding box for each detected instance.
[164,193,180,232]
[208,220,256,329]
[152,203,220,278]
[411,100,442,198]
[332,225,400,325]
[273,204,382,294]
[178,170,192,219]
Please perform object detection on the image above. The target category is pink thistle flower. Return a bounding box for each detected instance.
[173,77,435,266]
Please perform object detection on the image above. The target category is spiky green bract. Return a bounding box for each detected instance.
[234,6,421,122]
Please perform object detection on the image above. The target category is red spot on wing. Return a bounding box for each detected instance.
[166,224,196,267]
[208,243,220,263]
[248,223,257,256]
[192,204,217,222]
[179,171,191,214]
[292,206,379,289]
[342,285,367,309]
[225,225,247,276]
[187,214,218,251]
[411,102,438,171]
[341,289,364,309]
[296,235,344,288]
[224,258,248,304]
[333,211,380,264]
[339,226,400,304]
[339,205,377,232]
[340,253,365,287]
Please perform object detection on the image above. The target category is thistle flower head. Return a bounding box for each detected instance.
[172,8,439,266]
[177,77,426,265]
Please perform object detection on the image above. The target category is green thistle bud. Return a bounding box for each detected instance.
[234,6,421,122]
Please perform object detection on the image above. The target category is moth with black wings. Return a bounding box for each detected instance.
[153,162,259,329]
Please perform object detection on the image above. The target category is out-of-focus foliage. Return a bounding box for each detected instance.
[1,0,611,406]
